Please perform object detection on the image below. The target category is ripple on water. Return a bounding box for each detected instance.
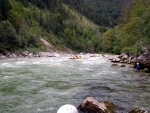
[0,57,150,113]
[0,63,14,68]
[2,75,14,79]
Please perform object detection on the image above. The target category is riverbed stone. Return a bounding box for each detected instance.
[128,108,148,113]
[111,58,120,63]
[118,64,126,67]
[22,51,29,57]
[111,64,118,66]
[137,49,150,70]
[77,97,115,113]
[0,54,6,58]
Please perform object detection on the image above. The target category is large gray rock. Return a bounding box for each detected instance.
[119,53,128,59]
[78,97,115,113]
[118,53,129,63]
[22,51,29,57]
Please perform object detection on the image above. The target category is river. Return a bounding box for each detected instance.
[0,55,150,113]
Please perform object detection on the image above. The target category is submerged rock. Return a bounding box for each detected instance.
[128,108,148,113]
[77,97,115,113]
[111,63,126,67]
[111,64,118,66]
[118,64,126,67]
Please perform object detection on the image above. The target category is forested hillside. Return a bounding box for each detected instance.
[0,0,101,53]
[62,0,131,27]
[0,0,149,55]
[101,0,150,54]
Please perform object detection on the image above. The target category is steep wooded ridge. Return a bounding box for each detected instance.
[0,0,101,53]
[62,0,130,27]
[0,0,150,55]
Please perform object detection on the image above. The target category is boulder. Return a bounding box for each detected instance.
[77,97,115,113]
[111,58,121,63]
[28,53,33,57]
[5,52,17,58]
[122,54,128,60]
[22,51,29,57]
[131,57,137,63]
[119,53,128,60]
[128,108,148,113]
[12,53,17,58]
[118,64,126,67]
[111,64,125,67]
[0,54,6,58]
[132,49,150,72]
[137,49,150,69]
[111,64,118,66]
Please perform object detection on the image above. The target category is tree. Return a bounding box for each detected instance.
[102,28,115,52]
[0,21,21,52]
[86,40,94,53]
[0,0,11,21]
[64,27,72,43]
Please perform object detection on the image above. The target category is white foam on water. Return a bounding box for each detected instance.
[45,91,70,96]
[0,63,14,68]
[32,60,41,64]
[26,105,32,109]
[0,56,149,113]
[36,107,54,112]
[3,76,14,79]
[16,61,26,64]
[30,57,68,66]
[81,57,106,65]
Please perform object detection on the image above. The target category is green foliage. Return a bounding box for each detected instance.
[0,21,20,52]
[62,0,130,27]
[121,0,150,54]
[1,0,148,55]
[0,0,103,53]
[102,0,150,55]
[0,0,11,21]
[102,29,115,53]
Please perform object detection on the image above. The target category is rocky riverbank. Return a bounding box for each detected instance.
[0,50,76,59]
[103,49,150,73]
[1,48,150,73]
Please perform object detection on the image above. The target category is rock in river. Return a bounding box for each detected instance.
[77,97,115,113]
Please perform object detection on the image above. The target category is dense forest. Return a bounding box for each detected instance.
[62,0,130,27]
[0,0,150,55]
[101,0,150,54]
[0,0,101,53]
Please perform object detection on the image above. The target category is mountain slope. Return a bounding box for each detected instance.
[0,0,149,55]
[101,0,150,54]
[62,0,131,27]
[0,0,101,53]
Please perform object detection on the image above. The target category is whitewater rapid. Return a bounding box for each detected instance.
[0,55,149,113]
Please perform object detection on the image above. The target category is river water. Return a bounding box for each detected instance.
[0,55,150,113]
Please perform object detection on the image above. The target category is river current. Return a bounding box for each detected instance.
[0,55,150,113]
